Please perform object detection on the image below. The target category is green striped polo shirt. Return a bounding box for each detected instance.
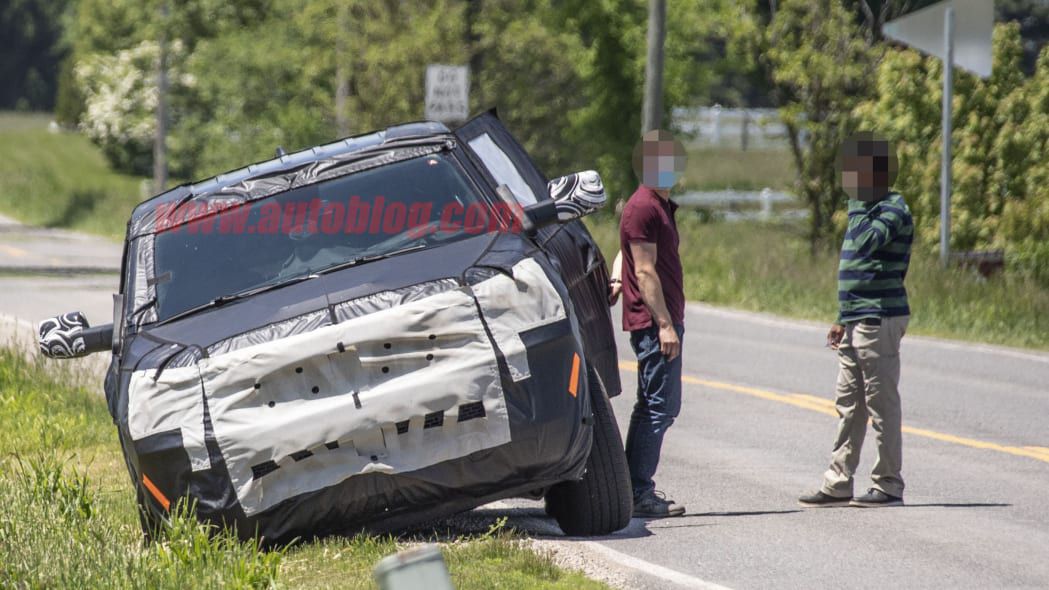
[837,192,913,324]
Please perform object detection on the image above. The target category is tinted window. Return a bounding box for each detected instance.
[153,154,485,321]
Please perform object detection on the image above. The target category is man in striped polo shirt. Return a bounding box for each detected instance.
[800,133,913,508]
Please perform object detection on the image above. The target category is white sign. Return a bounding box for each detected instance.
[425,65,470,123]
[883,0,993,79]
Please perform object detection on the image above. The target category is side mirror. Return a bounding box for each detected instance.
[38,312,113,359]
[523,171,607,231]
[547,170,607,222]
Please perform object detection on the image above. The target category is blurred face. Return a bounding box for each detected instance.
[633,129,687,190]
[838,132,898,202]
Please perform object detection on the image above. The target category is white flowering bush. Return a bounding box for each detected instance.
[76,40,193,175]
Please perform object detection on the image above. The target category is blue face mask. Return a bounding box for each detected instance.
[655,170,678,189]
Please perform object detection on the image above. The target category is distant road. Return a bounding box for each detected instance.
[0,213,118,326]
[3,214,1048,588]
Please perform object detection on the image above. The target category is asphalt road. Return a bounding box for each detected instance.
[0,213,119,326]
[2,215,1048,589]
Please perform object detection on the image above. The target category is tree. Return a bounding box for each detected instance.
[736,0,876,251]
[0,0,74,110]
[473,0,590,177]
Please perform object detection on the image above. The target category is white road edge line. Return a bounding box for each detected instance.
[486,500,733,589]
[579,541,735,590]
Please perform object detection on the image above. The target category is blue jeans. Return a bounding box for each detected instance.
[625,323,684,501]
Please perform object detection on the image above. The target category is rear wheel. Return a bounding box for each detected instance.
[545,366,632,535]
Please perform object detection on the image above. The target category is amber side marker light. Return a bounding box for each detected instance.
[142,473,171,511]
[568,352,580,397]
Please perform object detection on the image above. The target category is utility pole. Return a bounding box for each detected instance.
[641,0,666,134]
[940,6,954,267]
[466,0,483,110]
[334,2,350,137]
[153,0,169,194]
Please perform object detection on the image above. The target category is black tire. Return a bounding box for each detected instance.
[545,366,632,535]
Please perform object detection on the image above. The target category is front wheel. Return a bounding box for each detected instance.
[545,366,632,535]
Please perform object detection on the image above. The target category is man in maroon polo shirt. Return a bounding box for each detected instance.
[613,130,687,518]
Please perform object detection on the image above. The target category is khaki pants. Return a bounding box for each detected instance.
[822,315,909,498]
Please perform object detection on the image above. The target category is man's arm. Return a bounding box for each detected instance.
[629,241,680,360]
[852,203,907,257]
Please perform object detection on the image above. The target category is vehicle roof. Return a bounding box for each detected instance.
[128,120,452,232]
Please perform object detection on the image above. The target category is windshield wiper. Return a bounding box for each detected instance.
[155,245,427,325]
[210,270,319,305]
[317,244,426,276]
[154,271,318,325]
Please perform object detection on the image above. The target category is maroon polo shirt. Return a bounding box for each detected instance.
[619,185,685,332]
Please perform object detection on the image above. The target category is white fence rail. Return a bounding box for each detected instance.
[672,106,800,150]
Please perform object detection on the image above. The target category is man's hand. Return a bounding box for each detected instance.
[826,324,845,350]
[608,250,624,306]
[608,279,622,305]
[659,322,681,360]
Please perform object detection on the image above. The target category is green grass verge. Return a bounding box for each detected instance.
[0,348,607,589]
[587,215,1049,350]
[681,146,795,192]
[0,113,147,239]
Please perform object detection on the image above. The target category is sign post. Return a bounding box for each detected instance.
[882,0,992,267]
[425,65,470,124]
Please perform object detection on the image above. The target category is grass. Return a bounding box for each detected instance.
[587,214,1049,350]
[0,112,148,239]
[0,347,608,589]
[680,146,795,192]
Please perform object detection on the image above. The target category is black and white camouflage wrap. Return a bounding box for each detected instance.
[547,170,606,221]
[38,312,89,359]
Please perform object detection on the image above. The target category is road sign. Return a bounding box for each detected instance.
[883,0,993,78]
[425,65,470,124]
[882,0,993,266]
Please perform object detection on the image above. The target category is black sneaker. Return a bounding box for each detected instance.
[850,488,903,507]
[633,490,686,518]
[798,490,852,507]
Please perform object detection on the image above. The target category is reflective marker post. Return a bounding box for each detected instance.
[374,544,454,590]
[940,6,954,267]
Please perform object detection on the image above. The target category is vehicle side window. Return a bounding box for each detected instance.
[467,133,538,206]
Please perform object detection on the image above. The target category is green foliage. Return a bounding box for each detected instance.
[174,20,333,176]
[857,22,1049,285]
[738,0,876,249]
[54,55,84,127]
[474,1,589,177]
[0,0,74,111]
[54,0,741,203]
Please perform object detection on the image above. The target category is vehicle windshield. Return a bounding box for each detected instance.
[152,153,487,321]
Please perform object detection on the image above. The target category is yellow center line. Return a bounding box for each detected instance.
[0,244,27,258]
[618,360,1049,465]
